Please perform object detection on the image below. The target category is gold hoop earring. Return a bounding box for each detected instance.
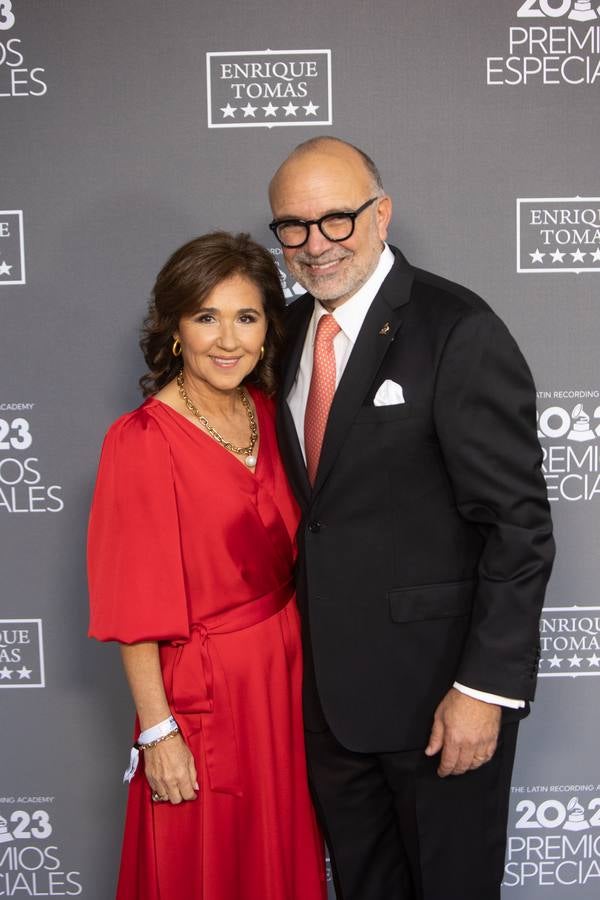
[259,345,265,361]
[172,338,182,357]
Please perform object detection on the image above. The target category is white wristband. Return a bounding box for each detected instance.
[123,747,140,784]
[137,715,178,746]
[122,715,178,785]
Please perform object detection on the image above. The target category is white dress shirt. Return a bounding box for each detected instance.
[288,244,396,458]
[287,244,524,710]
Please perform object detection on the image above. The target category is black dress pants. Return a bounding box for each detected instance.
[304,721,519,900]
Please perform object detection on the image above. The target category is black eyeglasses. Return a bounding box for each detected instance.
[269,197,379,248]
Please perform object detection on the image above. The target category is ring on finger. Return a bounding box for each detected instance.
[151,791,167,802]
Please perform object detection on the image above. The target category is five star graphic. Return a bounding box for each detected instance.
[531,246,600,267]
[0,666,13,679]
[543,651,600,671]
[0,261,12,276]
[17,666,32,679]
[216,98,324,123]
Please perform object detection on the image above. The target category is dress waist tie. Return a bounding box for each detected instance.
[169,579,294,797]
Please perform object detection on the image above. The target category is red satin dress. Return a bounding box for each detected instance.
[87,389,326,900]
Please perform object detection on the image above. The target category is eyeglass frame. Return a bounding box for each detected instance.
[268,196,379,248]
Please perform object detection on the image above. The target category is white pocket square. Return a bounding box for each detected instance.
[373,380,405,407]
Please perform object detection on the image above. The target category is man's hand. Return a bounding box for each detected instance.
[424,687,501,777]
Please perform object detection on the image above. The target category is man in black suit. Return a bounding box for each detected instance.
[269,137,555,900]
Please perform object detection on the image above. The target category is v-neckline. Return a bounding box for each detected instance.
[148,388,264,479]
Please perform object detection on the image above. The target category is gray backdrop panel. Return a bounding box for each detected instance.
[2,1,598,896]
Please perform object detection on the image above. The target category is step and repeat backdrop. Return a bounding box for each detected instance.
[1,1,599,897]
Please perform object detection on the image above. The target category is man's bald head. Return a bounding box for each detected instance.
[269,137,384,205]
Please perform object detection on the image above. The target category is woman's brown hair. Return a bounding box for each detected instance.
[140,231,286,396]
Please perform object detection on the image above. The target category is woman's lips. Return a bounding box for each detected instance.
[210,356,241,368]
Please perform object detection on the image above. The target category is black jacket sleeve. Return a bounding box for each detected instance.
[433,309,555,699]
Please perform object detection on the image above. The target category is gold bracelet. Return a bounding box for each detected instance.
[136,727,180,751]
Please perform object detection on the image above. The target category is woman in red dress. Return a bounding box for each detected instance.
[87,232,326,900]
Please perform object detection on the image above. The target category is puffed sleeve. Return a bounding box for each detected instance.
[87,406,190,644]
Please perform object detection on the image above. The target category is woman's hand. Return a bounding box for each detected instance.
[144,732,199,804]
[118,641,199,804]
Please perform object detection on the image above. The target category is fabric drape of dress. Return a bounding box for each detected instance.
[87,388,326,900]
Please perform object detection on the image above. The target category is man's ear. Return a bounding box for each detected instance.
[376,196,393,241]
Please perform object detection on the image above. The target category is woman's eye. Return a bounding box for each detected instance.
[195,314,215,324]
[239,314,258,324]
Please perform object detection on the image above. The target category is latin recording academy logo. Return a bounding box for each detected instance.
[0,797,82,895]
[0,620,45,688]
[206,49,332,128]
[0,211,25,285]
[517,198,600,273]
[504,784,600,888]
[538,607,600,676]
[0,405,64,513]
[0,2,48,98]
[537,390,600,501]
[487,1,600,86]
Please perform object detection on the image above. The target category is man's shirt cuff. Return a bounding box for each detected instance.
[453,682,526,709]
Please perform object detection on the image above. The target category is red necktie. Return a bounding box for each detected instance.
[304,314,341,485]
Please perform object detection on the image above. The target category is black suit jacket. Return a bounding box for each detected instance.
[276,247,555,754]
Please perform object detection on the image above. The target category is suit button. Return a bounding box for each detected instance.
[308,521,321,533]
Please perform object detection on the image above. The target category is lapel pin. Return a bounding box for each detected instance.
[379,322,391,336]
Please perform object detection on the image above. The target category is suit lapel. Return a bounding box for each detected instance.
[280,296,312,401]
[312,254,414,498]
[277,249,415,505]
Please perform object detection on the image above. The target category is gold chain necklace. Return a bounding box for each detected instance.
[176,370,258,468]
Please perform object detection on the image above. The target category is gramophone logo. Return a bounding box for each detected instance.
[269,248,305,303]
[564,798,591,830]
[0,211,26,285]
[207,49,332,128]
[0,815,13,843]
[517,198,600,273]
[515,0,600,19]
